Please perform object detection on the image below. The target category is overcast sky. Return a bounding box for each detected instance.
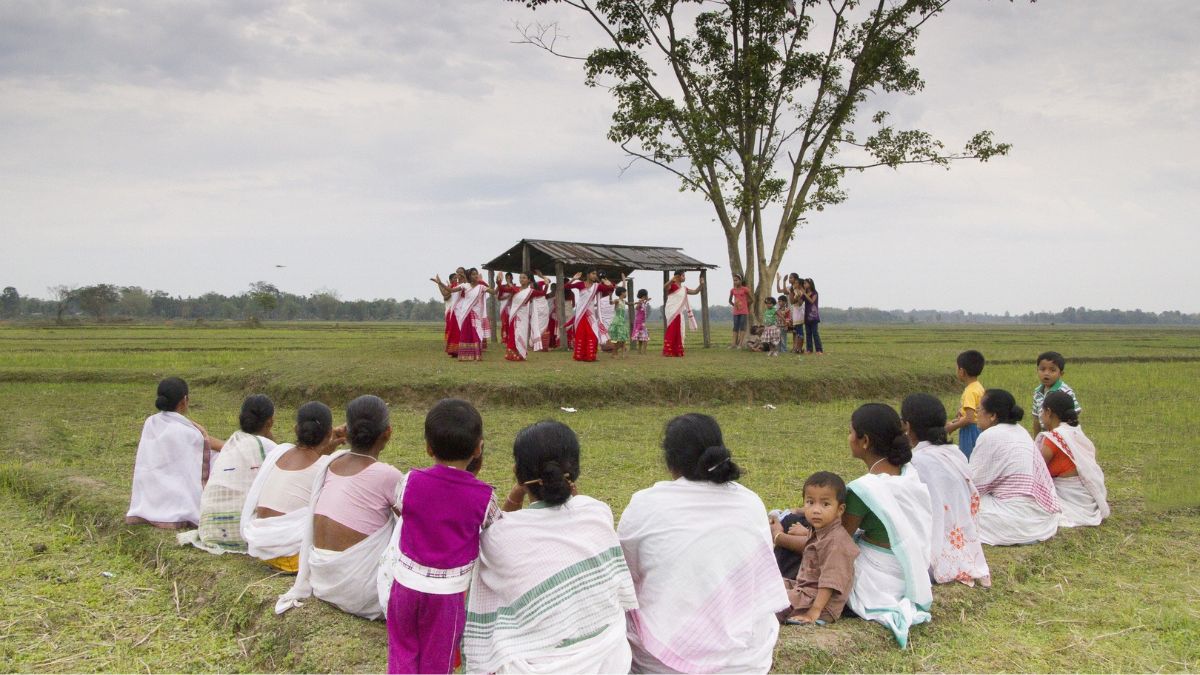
[1,1,1197,313]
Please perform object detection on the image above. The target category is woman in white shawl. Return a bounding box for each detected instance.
[661,271,703,357]
[619,413,788,674]
[843,403,934,649]
[455,268,493,362]
[277,395,401,620]
[464,421,638,674]
[241,401,339,572]
[126,377,225,529]
[970,389,1061,546]
[900,394,991,587]
[1036,391,1109,527]
[504,273,543,362]
[192,395,277,552]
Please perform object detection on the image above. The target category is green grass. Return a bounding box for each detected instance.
[0,322,1197,672]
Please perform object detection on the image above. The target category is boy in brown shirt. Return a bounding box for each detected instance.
[776,471,859,624]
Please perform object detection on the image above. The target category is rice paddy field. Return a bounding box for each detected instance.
[1,321,1197,672]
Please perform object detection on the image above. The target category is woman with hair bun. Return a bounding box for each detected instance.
[617,413,788,673]
[463,421,638,674]
[126,377,225,529]
[842,403,934,648]
[1036,391,1109,528]
[192,394,278,552]
[970,389,1061,545]
[901,394,990,587]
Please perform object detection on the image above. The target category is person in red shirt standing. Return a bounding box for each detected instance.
[728,274,751,350]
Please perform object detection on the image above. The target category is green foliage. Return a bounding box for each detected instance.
[76,284,121,320]
[0,286,18,318]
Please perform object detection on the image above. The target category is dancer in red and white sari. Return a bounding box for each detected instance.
[566,270,608,362]
[454,268,493,362]
[528,273,553,351]
[662,271,703,357]
[432,272,462,357]
[496,272,517,347]
[505,274,544,361]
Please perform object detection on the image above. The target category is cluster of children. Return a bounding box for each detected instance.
[731,272,824,356]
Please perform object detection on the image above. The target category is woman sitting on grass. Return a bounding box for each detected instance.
[193,394,277,552]
[1036,391,1110,528]
[464,421,638,674]
[901,393,991,587]
[970,389,1061,545]
[126,377,225,529]
[618,413,788,673]
[842,403,934,648]
[277,395,402,620]
[241,401,340,572]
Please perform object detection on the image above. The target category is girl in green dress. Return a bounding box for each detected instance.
[608,287,630,358]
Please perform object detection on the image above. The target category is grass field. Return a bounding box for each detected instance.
[1,321,1197,672]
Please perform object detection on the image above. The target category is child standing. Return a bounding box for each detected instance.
[772,472,858,625]
[728,274,751,349]
[608,287,630,358]
[386,399,500,674]
[631,289,651,354]
[776,294,792,353]
[1031,351,1081,434]
[761,296,781,356]
[946,350,985,459]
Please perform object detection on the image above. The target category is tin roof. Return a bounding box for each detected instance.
[482,239,718,275]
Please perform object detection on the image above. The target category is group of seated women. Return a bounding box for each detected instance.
[125,376,1108,673]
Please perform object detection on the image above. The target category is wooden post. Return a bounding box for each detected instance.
[521,242,531,275]
[626,276,635,339]
[662,270,669,336]
[555,262,568,351]
[700,268,711,348]
[487,269,499,347]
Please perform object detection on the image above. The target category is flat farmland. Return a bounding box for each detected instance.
[1,322,1197,672]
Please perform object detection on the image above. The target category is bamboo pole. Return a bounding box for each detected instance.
[700,268,710,348]
[555,262,568,351]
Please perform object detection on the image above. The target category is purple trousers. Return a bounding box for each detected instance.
[387,581,465,674]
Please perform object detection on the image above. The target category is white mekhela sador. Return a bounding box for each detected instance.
[240,444,333,563]
[188,431,276,553]
[1036,425,1110,527]
[462,496,638,674]
[909,442,991,586]
[618,478,789,674]
[506,285,543,359]
[597,285,615,332]
[572,281,609,345]
[971,423,1061,545]
[532,290,550,348]
[664,284,698,333]
[126,411,210,528]
[845,465,934,649]
[275,450,396,621]
[455,282,490,339]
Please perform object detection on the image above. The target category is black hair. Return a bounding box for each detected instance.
[803,471,847,504]
[981,389,1024,424]
[673,270,685,278]
[596,270,607,280]
[636,289,649,299]
[1037,351,1066,371]
[296,401,334,447]
[346,395,390,451]
[466,267,480,283]
[956,350,985,377]
[504,271,514,280]
[513,420,580,506]
[777,294,788,304]
[615,286,627,297]
[765,296,776,306]
[238,394,274,434]
[900,393,950,445]
[662,413,741,484]
[155,377,188,412]
[424,398,483,461]
[805,278,817,293]
[851,403,912,467]
[788,272,800,284]
[1042,391,1080,427]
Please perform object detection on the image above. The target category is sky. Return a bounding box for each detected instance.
[1,1,1197,314]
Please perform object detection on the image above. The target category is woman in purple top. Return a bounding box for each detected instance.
[801,278,823,354]
[385,398,499,675]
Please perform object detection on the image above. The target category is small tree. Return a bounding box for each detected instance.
[48,285,77,324]
[0,287,19,319]
[508,0,1011,316]
[248,281,281,321]
[311,289,341,321]
[77,284,121,320]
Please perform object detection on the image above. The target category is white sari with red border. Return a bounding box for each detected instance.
[506,285,542,359]
[573,282,608,345]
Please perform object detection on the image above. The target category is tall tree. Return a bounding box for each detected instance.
[248,281,281,321]
[48,285,76,324]
[77,284,121,320]
[0,287,19,319]
[508,0,1010,315]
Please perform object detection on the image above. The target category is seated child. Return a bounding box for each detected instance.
[384,399,501,674]
[946,350,985,458]
[1032,351,1081,434]
[762,296,782,356]
[775,471,859,625]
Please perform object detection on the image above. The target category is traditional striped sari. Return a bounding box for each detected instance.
[196,431,275,552]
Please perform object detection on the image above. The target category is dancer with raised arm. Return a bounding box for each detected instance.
[566,270,607,362]
[662,271,703,357]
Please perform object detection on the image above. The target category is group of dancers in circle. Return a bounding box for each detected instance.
[431,266,705,363]
[125,346,1108,672]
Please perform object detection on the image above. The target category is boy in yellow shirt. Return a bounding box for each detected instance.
[945,350,985,458]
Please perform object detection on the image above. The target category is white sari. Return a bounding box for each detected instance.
[1036,425,1110,527]
[126,411,209,528]
[618,478,789,674]
[240,443,333,563]
[507,285,542,359]
[532,290,550,349]
[455,282,489,338]
[910,442,991,586]
[463,496,638,674]
[572,282,608,345]
[971,423,1061,546]
[185,431,276,553]
[846,465,934,649]
[275,450,397,621]
[664,284,698,332]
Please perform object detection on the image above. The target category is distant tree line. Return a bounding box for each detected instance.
[2,284,1197,325]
